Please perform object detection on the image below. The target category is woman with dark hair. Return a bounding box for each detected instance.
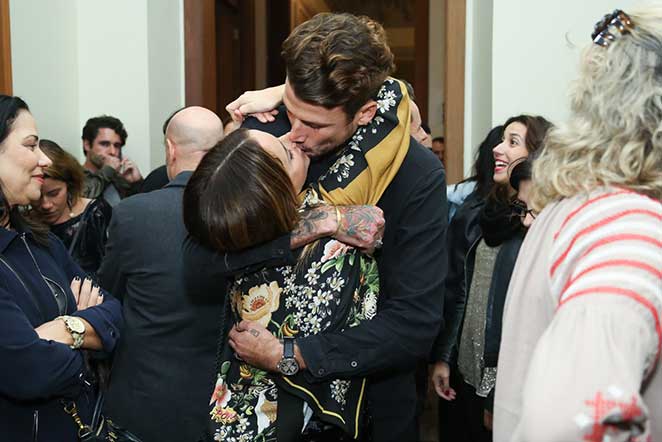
[185,128,381,441]
[32,139,112,275]
[431,114,552,442]
[446,125,502,220]
[0,95,122,441]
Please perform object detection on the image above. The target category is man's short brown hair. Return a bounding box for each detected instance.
[282,13,396,118]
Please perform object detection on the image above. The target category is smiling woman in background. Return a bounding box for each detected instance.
[0,95,122,441]
[32,139,112,276]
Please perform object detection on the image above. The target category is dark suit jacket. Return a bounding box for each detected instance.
[99,171,221,442]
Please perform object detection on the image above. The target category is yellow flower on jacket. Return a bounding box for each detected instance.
[241,281,282,327]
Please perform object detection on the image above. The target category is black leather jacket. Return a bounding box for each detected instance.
[431,192,523,366]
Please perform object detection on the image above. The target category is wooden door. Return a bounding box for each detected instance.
[444,0,466,184]
[0,0,12,95]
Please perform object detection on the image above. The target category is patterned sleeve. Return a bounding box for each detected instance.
[515,191,662,442]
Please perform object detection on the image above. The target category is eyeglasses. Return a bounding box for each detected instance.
[592,9,634,48]
[511,200,536,221]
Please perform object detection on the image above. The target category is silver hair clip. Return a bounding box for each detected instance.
[592,10,634,48]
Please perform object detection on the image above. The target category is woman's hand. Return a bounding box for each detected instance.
[432,361,457,401]
[70,277,103,311]
[226,84,285,123]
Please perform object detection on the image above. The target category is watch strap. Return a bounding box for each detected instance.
[282,336,295,358]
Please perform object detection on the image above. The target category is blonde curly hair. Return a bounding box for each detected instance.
[531,6,662,211]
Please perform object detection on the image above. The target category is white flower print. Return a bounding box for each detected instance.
[376,90,397,114]
[330,379,351,406]
[362,291,378,320]
[328,275,344,292]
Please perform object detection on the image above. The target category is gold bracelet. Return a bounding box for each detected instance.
[334,206,342,236]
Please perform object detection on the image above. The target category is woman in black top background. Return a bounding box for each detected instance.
[32,139,112,276]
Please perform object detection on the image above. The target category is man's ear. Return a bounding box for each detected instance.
[83,140,91,155]
[165,137,176,163]
[354,100,378,126]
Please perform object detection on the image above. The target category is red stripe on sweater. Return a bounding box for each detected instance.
[551,209,662,277]
[561,259,662,295]
[559,286,662,359]
[554,191,632,240]
[579,234,662,262]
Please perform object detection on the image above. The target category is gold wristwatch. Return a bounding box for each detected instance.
[57,316,86,349]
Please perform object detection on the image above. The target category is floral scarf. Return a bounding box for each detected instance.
[209,79,410,442]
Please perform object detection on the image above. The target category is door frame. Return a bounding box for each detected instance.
[444,0,466,184]
[1,0,12,95]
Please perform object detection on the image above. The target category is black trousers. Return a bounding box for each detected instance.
[437,368,492,442]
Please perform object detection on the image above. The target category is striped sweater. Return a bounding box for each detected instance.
[494,189,662,442]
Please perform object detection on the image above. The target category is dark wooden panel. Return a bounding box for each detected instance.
[414,0,429,123]
[267,0,290,86]
[0,0,12,95]
[444,0,465,184]
[184,0,217,113]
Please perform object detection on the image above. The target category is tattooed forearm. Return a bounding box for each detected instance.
[290,207,332,249]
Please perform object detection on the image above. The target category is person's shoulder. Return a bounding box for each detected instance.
[116,184,183,217]
[390,139,446,193]
[401,139,445,176]
[552,187,661,228]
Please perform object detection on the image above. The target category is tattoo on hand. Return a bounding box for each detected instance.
[291,208,329,245]
[249,329,260,338]
[340,206,381,241]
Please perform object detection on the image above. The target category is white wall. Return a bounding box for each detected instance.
[10,0,81,157]
[147,0,186,167]
[464,0,493,175]
[10,0,185,173]
[460,0,643,178]
[491,0,643,127]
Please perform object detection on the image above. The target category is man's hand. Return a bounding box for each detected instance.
[89,151,120,171]
[228,320,282,372]
[432,361,456,401]
[291,205,385,251]
[335,205,385,252]
[120,158,142,183]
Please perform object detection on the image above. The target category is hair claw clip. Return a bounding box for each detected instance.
[591,9,634,48]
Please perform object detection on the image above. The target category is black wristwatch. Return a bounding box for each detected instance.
[277,337,300,376]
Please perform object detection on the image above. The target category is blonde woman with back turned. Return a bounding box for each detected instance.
[493,6,662,442]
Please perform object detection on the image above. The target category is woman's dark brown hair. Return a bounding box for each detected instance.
[183,129,300,253]
[39,139,86,206]
[503,114,553,156]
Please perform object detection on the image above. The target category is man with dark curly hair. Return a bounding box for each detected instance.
[81,115,143,205]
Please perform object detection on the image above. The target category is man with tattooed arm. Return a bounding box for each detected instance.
[183,12,447,442]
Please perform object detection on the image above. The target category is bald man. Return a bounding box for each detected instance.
[98,107,223,442]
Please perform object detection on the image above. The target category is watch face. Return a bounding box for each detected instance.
[67,317,86,334]
[278,358,299,376]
